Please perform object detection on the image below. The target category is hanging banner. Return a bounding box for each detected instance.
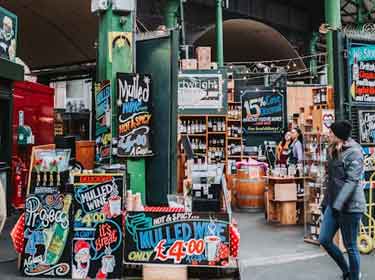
[358,110,375,145]
[0,7,17,61]
[124,212,230,267]
[95,81,112,162]
[22,192,72,277]
[72,174,123,279]
[116,73,153,158]
[178,71,226,114]
[349,45,375,103]
[241,90,284,134]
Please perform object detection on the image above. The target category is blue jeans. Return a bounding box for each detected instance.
[319,207,362,280]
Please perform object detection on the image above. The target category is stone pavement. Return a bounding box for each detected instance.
[0,212,374,279]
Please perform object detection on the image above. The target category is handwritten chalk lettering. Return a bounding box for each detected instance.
[128,251,153,262]
[95,223,118,251]
[118,112,151,135]
[118,74,150,103]
[77,183,114,212]
[26,201,68,229]
[122,100,141,114]
[118,126,151,156]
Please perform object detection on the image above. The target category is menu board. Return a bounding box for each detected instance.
[0,7,17,61]
[95,81,112,162]
[124,212,230,267]
[349,45,375,103]
[359,110,375,145]
[116,73,153,158]
[241,90,284,134]
[178,71,225,113]
[72,174,123,279]
[22,192,72,277]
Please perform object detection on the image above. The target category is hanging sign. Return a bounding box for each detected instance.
[116,73,153,158]
[178,71,226,113]
[72,174,123,279]
[0,7,17,61]
[241,90,284,134]
[124,212,230,267]
[95,81,112,162]
[358,110,375,145]
[22,192,73,277]
[349,45,375,103]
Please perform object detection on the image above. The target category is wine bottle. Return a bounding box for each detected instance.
[43,194,72,265]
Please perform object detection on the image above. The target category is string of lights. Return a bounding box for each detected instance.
[225,52,327,66]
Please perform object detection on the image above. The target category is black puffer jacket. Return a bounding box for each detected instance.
[323,138,366,213]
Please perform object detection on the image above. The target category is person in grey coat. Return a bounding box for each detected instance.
[319,120,365,280]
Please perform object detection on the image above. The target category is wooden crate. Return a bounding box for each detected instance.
[280,202,297,225]
[143,265,187,280]
[274,183,297,201]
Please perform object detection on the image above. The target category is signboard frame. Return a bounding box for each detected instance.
[358,110,375,145]
[72,174,124,279]
[124,211,230,267]
[241,89,285,134]
[95,81,112,163]
[178,69,228,115]
[116,73,154,158]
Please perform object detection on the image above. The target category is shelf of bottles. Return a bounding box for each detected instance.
[178,115,228,167]
[303,133,329,244]
[226,101,243,161]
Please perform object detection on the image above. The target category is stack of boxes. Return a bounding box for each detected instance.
[180,46,215,70]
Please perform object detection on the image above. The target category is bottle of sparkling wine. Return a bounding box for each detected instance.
[44,194,72,265]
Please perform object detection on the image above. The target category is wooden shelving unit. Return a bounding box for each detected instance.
[178,115,228,170]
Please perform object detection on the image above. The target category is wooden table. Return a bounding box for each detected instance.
[263,176,307,225]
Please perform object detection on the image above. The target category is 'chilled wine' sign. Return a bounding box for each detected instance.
[116,73,153,158]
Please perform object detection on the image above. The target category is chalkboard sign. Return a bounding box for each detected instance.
[124,212,230,267]
[95,81,112,162]
[359,110,375,145]
[116,73,153,158]
[22,191,73,277]
[349,45,375,103]
[178,70,227,114]
[72,174,124,279]
[241,90,284,134]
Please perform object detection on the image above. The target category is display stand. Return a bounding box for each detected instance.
[264,176,305,225]
[303,133,328,244]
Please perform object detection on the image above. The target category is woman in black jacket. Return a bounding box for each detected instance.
[319,121,366,280]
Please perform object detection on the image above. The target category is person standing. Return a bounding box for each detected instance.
[288,128,304,165]
[276,131,292,165]
[319,120,365,280]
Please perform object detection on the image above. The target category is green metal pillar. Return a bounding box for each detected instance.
[356,0,366,25]
[164,0,180,29]
[96,4,146,204]
[325,0,341,86]
[216,0,224,67]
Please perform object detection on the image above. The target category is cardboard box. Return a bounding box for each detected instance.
[196,47,211,69]
[274,183,297,201]
[143,265,187,280]
[180,59,197,70]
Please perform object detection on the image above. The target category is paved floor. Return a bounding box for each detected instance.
[0,212,374,279]
[236,211,375,280]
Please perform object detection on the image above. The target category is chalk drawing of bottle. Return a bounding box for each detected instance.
[205,220,221,262]
[353,55,359,82]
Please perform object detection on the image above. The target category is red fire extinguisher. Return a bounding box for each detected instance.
[11,156,28,209]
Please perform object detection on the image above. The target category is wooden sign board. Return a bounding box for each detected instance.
[22,191,73,277]
[124,212,230,267]
[72,174,124,279]
[116,73,153,158]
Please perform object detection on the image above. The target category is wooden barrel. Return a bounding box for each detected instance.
[75,140,95,170]
[235,177,265,210]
